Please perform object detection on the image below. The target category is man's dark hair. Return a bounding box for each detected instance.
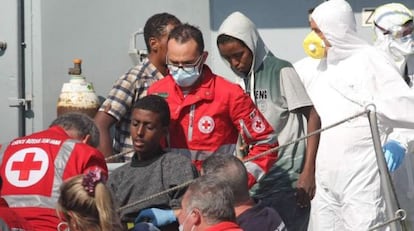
[133,95,170,127]
[216,34,247,48]
[308,7,315,15]
[144,13,181,51]
[168,23,204,54]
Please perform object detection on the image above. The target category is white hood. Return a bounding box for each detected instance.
[373,3,413,45]
[373,3,414,71]
[311,0,370,64]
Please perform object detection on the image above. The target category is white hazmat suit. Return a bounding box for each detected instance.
[373,3,414,229]
[302,0,414,230]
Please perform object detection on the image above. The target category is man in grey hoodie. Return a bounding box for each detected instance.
[217,11,321,231]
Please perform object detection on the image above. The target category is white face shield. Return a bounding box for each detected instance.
[373,3,414,58]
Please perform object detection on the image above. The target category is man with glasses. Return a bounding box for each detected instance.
[147,23,278,188]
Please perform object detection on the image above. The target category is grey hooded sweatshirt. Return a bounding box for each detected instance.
[218,11,313,195]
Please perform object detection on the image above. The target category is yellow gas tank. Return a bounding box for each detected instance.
[57,59,100,118]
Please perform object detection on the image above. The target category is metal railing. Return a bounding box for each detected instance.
[109,105,408,230]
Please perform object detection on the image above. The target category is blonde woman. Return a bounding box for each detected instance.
[57,169,122,231]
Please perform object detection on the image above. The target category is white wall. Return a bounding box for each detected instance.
[19,0,414,134]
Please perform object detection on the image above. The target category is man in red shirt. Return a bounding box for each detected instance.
[0,112,108,231]
[147,23,278,188]
[178,175,243,231]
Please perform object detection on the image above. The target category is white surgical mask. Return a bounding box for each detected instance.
[167,55,203,88]
[170,67,201,87]
[57,221,70,231]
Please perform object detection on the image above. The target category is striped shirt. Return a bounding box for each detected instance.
[99,58,164,160]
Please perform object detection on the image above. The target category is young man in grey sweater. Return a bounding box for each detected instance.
[107,95,198,230]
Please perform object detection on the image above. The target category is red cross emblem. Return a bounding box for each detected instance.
[255,120,263,129]
[198,116,215,134]
[202,120,212,130]
[252,116,265,133]
[11,152,42,181]
[5,147,49,187]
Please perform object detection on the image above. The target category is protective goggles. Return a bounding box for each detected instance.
[375,20,414,40]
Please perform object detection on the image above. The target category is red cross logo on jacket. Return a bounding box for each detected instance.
[11,152,42,180]
[5,147,49,187]
[198,116,215,134]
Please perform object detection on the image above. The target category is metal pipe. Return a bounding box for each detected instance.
[366,105,407,231]
[17,0,26,136]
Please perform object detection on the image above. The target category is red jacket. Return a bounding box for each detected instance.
[0,126,108,231]
[148,65,278,187]
[204,221,243,231]
[0,198,33,230]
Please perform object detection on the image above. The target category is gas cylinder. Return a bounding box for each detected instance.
[57,59,100,118]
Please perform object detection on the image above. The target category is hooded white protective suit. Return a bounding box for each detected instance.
[373,3,414,229]
[306,0,414,230]
[374,3,414,81]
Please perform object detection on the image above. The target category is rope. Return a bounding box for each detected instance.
[106,110,369,163]
[243,109,369,163]
[368,209,407,231]
[115,109,370,212]
[116,179,195,212]
[105,149,134,161]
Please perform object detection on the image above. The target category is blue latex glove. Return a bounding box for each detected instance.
[135,208,176,227]
[383,140,406,172]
